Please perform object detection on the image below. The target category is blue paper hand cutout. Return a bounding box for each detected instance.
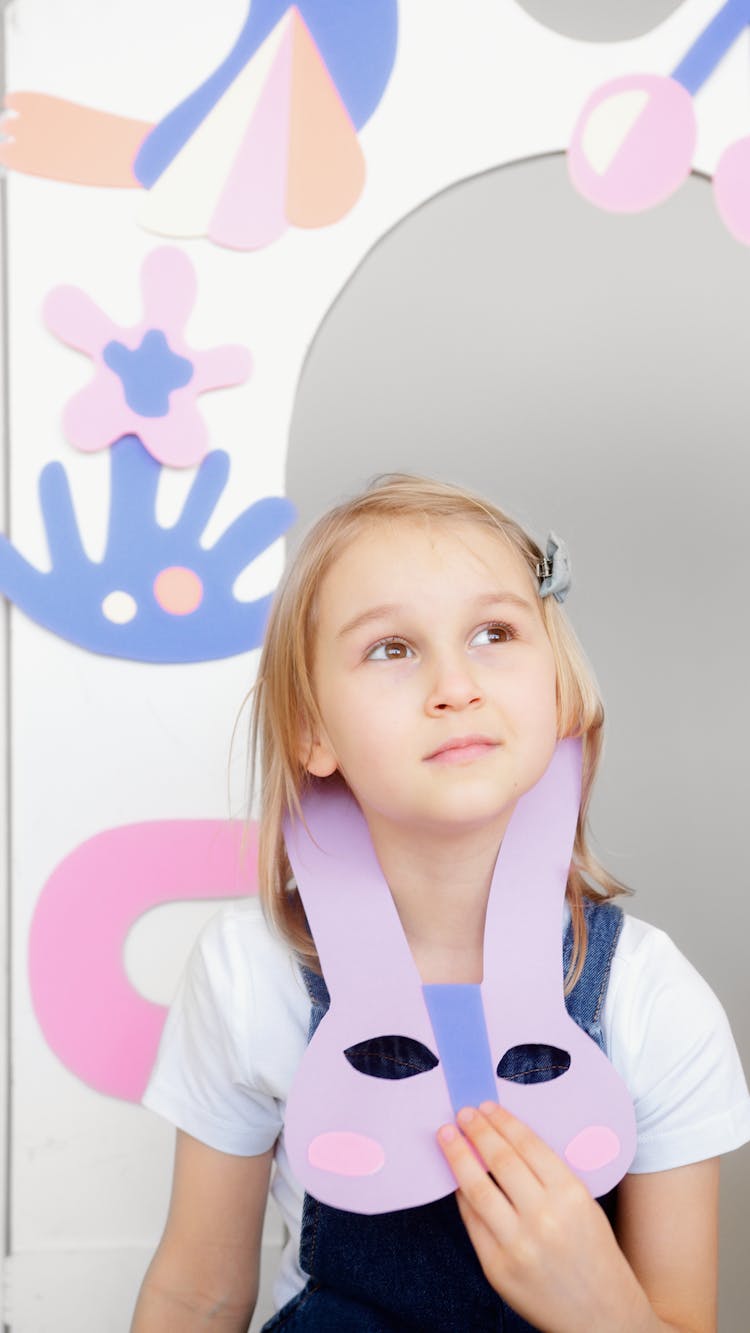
[0,436,296,662]
[134,0,398,187]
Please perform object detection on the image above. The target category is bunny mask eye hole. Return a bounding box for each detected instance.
[497,1043,571,1085]
[344,1035,439,1080]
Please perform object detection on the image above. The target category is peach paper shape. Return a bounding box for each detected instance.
[0,91,149,186]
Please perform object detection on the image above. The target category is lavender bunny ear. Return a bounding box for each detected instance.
[537,531,572,603]
[283,741,636,1215]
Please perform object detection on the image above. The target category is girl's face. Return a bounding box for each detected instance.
[303,518,559,849]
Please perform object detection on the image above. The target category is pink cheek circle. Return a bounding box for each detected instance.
[568,74,696,213]
[153,566,204,615]
[714,136,750,245]
[564,1125,620,1173]
[308,1131,386,1177]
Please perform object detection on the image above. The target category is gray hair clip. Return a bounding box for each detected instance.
[536,532,571,604]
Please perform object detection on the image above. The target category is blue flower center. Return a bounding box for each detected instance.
[103,329,194,418]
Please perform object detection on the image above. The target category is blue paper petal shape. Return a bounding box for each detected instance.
[0,436,296,662]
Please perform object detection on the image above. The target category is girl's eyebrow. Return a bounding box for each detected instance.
[336,603,403,639]
[336,592,534,639]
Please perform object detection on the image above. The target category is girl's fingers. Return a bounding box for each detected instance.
[437,1121,516,1239]
[476,1101,580,1190]
[454,1106,545,1209]
[455,1187,512,1277]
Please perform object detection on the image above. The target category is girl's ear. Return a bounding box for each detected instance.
[298,719,338,778]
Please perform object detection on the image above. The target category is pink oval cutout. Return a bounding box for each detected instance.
[308,1131,385,1177]
[153,565,204,615]
[564,1124,620,1172]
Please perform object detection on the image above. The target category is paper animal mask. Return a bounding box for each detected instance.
[283,738,636,1214]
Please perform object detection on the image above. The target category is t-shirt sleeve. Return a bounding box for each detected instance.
[142,904,292,1156]
[604,916,750,1173]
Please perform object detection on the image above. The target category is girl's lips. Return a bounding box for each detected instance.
[425,741,498,765]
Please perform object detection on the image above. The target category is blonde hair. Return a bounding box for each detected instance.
[248,473,629,992]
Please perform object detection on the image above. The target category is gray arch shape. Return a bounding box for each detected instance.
[514,0,686,43]
[284,152,749,1318]
[286,149,747,973]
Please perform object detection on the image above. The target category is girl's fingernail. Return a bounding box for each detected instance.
[479,1101,499,1115]
[457,1107,476,1126]
[438,1125,457,1144]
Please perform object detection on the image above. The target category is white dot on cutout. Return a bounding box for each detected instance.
[581,89,650,176]
[102,590,138,624]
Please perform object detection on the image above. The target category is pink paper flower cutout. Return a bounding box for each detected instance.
[43,246,253,468]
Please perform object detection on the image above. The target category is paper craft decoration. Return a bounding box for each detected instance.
[568,0,750,243]
[283,738,636,1215]
[0,3,398,250]
[135,0,397,186]
[135,2,387,247]
[0,436,296,662]
[43,246,252,467]
[29,820,257,1100]
[0,92,149,185]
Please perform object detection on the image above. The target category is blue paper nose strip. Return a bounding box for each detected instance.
[422,983,497,1115]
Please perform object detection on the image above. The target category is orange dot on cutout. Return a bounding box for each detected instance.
[153,566,204,616]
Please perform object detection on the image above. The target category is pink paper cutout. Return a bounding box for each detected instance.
[28,820,257,1101]
[43,247,252,468]
[713,135,750,243]
[209,15,294,250]
[564,1124,621,1172]
[568,75,696,214]
[283,740,636,1214]
[308,1131,386,1176]
[0,6,368,251]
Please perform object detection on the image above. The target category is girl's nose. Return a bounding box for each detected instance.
[425,657,483,713]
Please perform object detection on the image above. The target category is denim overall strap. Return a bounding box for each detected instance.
[262,898,624,1332]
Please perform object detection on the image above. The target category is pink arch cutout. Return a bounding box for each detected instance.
[29,820,258,1102]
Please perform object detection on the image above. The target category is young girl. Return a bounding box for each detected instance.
[132,474,750,1332]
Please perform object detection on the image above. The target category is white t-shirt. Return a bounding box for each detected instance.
[143,899,750,1313]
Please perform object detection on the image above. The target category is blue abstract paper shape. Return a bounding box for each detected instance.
[134,0,399,188]
[422,984,498,1116]
[0,436,296,662]
[672,0,750,94]
[103,330,194,418]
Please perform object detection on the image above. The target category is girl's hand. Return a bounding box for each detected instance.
[437,1102,659,1333]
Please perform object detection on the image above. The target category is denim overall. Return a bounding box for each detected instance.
[262,898,624,1332]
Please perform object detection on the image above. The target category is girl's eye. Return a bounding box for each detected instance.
[367,638,413,661]
[471,622,515,647]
